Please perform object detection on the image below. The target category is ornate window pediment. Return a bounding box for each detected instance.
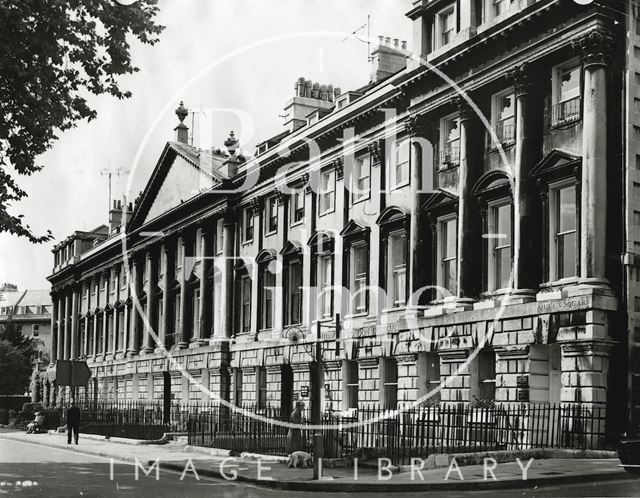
[340,219,370,239]
[376,206,409,227]
[531,149,581,185]
[280,239,303,256]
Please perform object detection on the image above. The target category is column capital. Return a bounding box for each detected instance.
[367,138,384,164]
[451,96,475,122]
[508,63,535,97]
[405,114,438,142]
[332,157,344,180]
[572,28,615,69]
[248,197,263,216]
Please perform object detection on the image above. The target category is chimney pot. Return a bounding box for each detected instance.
[394,38,399,48]
[401,40,407,50]
[385,36,391,46]
[378,35,384,46]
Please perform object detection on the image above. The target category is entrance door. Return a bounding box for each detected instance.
[281,364,293,417]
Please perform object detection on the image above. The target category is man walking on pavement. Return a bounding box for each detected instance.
[66,401,80,445]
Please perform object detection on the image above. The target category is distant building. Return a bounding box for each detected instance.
[0,285,53,369]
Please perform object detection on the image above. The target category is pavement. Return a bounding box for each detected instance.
[0,428,629,492]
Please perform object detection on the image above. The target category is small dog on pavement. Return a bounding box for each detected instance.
[287,451,314,468]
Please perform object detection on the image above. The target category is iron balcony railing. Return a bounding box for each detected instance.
[549,96,581,128]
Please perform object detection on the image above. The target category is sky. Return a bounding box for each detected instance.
[0,0,412,292]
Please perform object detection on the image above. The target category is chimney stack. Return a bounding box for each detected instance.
[283,77,337,132]
[109,199,133,234]
[371,35,409,83]
[174,101,189,144]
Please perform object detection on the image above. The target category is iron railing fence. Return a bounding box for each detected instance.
[61,401,609,460]
[188,403,609,465]
[63,400,205,440]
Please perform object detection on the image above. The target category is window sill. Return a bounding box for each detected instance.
[290,220,304,227]
[344,311,368,320]
[487,140,515,153]
[318,207,335,218]
[437,162,459,172]
[264,230,277,237]
[548,116,581,131]
[351,194,370,205]
[241,240,253,246]
[390,181,410,192]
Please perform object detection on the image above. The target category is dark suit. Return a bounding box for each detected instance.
[66,406,80,444]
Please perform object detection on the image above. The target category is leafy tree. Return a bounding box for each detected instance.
[0,340,32,395]
[0,322,37,361]
[0,0,164,242]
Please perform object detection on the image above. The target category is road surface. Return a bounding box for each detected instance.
[1,437,639,497]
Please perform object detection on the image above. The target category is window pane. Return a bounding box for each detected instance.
[445,219,457,259]
[559,232,577,279]
[558,186,576,232]
[496,204,511,241]
[559,66,580,102]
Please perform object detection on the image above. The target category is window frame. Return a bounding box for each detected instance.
[318,168,336,216]
[291,190,305,225]
[318,253,334,319]
[387,230,408,308]
[265,196,278,235]
[285,257,303,326]
[490,89,516,147]
[239,272,252,333]
[439,114,461,169]
[437,214,458,297]
[381,357,398,409]
[350,241,369,315]
[550,59,582,127]
[433,4,456,50]
[549,179,578,281]
[352,152,372,203]
[258,261,276,331]
[242,207,254,243]
[487,199,513,292]
[390,138,410,190]
[344,360,359,410]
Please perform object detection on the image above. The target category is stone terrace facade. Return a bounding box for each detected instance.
[48,0,639,436]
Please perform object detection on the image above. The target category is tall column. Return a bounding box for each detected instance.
[177,236,189,348]
[512,65,542,298]
[127,258,140,357]
[456,101,482,302]
[57,293,64,360]
[142,250,154,353]
[70,287,79,359]
[92,313,98,357]
[161,241,171,349]
[50,293,58,364]
[575,29,613,286]
[195,226,212,345]
[222,212,235,338]
[83,317,89,357]
[406,115,435,308]
[63,290,71,359]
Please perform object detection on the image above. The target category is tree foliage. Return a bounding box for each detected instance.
[0,0,164,242]
[0,321,37,361]
[0,340,32,395]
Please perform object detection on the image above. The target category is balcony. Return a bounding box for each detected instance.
[488,122,516,149]
[439,145,460,169]
[548,97,581,128]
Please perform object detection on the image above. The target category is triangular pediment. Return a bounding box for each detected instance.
[531,149,581,179]
[129,142,227,229]
[421,190,458,212]
[339,219,370,237]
